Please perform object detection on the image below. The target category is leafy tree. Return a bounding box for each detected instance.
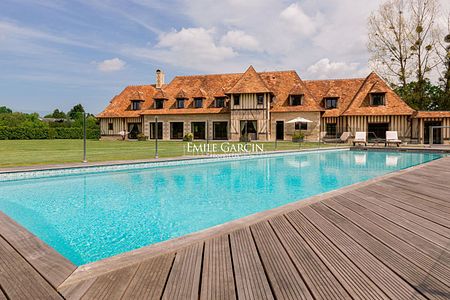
[67,104,85,120]
[0,106,12,114]
[44,109,66,119]
[395,80,443,110]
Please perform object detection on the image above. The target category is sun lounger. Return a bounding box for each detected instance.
[323,132,352,143]
[385,131,401,147]
[353,132,367,146]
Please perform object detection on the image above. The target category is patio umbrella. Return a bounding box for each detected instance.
[286,117,313,123]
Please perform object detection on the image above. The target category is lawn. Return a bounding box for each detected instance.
[0,139,336,167]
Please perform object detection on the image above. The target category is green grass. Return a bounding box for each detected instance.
[0,139,336,167]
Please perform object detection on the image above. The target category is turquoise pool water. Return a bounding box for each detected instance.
[0,150,443,265]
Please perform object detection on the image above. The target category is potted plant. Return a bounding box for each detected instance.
[183,132,194,142]
[240,133,250,142]
[137,133,148,141]
[292,131,304,142]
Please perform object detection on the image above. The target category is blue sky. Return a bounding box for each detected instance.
[1,0,449,115]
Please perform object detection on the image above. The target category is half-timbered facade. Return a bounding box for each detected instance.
[98,66,450,144]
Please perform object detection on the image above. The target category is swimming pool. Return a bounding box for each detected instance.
[0,149,443,265]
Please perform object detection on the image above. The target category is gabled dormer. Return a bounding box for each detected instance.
[130,91,144,110]
[289,84,304,106]
[214,88,227,108]
[323,97,339,109]
[153,89,168,109]
[192,88,207,108]
[227,66,271,109]
[368,82,387,106]
[175,89,188,108]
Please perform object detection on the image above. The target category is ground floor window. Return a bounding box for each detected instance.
[240,120,257,140]
[149,122,163,139]
[128,123,142,139]
[424,121,442,144]
[191,122,206,139]
[295,122,308,130]
[108,123,113,130]
[213,122,228,140]
[326,123,337,137]
[170,122,184,139]
[368,123,389,140]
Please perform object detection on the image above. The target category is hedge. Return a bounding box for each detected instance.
[0,126,100,140]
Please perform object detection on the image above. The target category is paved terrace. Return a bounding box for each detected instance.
[1,156,449,299]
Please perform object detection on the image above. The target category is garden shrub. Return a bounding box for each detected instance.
[0,126,100,140]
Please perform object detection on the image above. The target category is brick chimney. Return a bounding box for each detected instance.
[156,69,165,89]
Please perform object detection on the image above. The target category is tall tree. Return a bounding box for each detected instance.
[408,0,440,105]
[67,104,85,120]
[368,0,413,87]
[0,106,12,114]
[436,12,450,110]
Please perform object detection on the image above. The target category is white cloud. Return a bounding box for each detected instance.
[220,30,260,51]
[306,58,368,79]
[97,58,126,72]
[280,3,321,36]
[124,27,236,72]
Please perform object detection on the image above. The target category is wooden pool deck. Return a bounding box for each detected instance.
[1,156,449,299]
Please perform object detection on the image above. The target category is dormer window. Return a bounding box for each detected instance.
[233,94,240,106]
[256,93,264,105]
[194,98,203,108]
[176,98,185,109]
[131,100,141,110]
[154,99,164,109]
[370,93,386,106]
[215,97,225,108]
[290,95,303,106]
[324,97,338,109]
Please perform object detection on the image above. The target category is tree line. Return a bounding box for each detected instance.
[368,0,450,110]
[0,104,100,140]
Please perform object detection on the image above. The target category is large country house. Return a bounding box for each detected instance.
[98,66,450,144]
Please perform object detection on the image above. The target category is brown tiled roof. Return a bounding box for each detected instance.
[260,71,323,112]
[154,89,169,99]
[304,78,365,117]
[97,85,157,118]
[98,67,418,118]
[289,83,304,95]
[227,65,270,94]
[341,72,415,116]
[192,88,207,98]
[414,111,450,118]
[175,89,188,99]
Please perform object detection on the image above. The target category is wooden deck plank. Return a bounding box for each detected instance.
[376,181,450,209]
[351,189,450,238]
[323,198,450,284]
[58,278,97,300]
[383,178,450,205]
[0,236,63,300]
[366,184,450,221]
[122,253,174,300]
[292,207,424,300]
[162,242,203,300]
[80,265,137,300]
[269,215,351,300]
[0,212,76,288]
[200,235,236,300]
[345,191,450,248]
[250,221,313,300]
[364,186,450,228]
[312,202,450,300]
[337,194,450,261]
[229,227,274,300]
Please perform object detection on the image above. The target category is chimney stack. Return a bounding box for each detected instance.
[156,69,165,89]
